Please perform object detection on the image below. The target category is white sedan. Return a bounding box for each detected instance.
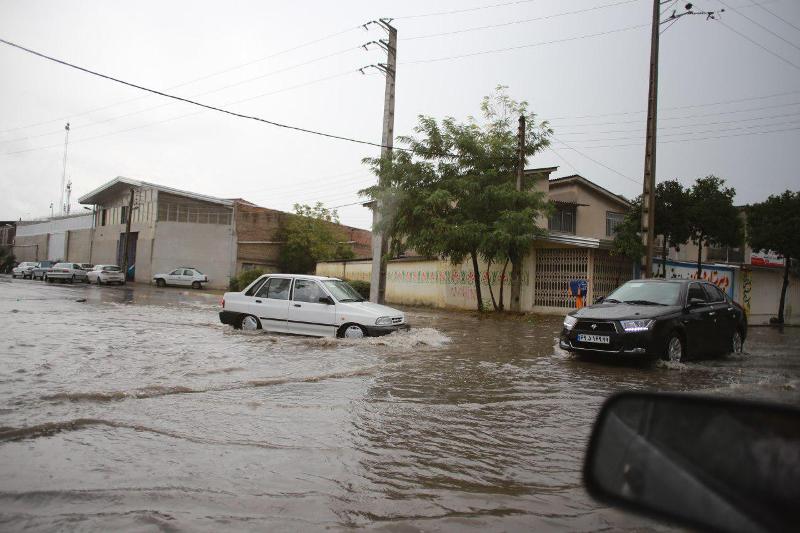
[87,264,126,285]
[11,262,37,279]
[44,262,89,283]
[153,267,208,289]
[219,274,409,338]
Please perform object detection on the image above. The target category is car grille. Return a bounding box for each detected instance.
[391,317,403,325]
[575,320,617,333]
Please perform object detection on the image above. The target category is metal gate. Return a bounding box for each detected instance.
[47,232,66,261]
[534,248,588,308]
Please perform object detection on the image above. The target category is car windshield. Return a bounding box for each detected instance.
[192,269,203,275]
[605,281,681,306]
[102,266,121,271]
[322,280,364,302]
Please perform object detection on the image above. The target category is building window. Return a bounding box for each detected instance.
[549,205,576,234]
[101,209,108,226]
[121,206,129,225]
[606,212,625,237]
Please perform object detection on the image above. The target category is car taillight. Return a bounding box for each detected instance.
[221,297,225,308]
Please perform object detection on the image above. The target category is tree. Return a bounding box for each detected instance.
[654,180,691,276]
[687,176,742,278]
[747,190,800,324]
[362,86,551,312]
[612,197,645,263]
[279,203,354,274]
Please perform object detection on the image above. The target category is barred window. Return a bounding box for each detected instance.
[156,202,231,225]
[549,205,576,234]
[606,212,625,237]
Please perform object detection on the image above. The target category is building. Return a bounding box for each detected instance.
[13,213,94,262]
[318,168,635,313]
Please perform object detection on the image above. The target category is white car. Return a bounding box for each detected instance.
[153,267,208,289]
[87,264,126,285]
[44,262,89,283]
[11,261,37,279]
[220,274,409,338]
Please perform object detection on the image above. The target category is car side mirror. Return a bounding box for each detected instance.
[319,296,334,305]
[688,297,705,307]
[584,392,800,533]
[594,296,605,304]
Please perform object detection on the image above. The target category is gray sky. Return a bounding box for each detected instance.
[1,0,798,229]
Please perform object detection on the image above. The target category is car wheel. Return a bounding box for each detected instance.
[665,333,684,363]
[156,278,166,288]
[69,275,75,284]
[731,329,744,354]
[96,277,102,285]
[240,315,261,331]
[191,281,201,289]
[339,323,366,339]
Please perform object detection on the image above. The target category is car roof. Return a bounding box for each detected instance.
[259,273,340,281]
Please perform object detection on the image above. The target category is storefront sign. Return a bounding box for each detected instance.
[750,250,785,268]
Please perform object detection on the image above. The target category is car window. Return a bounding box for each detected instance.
[169,269,181,275]
[182,269,194,276]
[293,280,326,303]
[193,269,204,275]
[605,281,681,306]
[245,277,268,296]
[267,278,291,300]
[702,283,724,303]
[687,283,707,303]
[322,280,365,302]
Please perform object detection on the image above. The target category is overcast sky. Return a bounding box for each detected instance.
[1,0,798,229]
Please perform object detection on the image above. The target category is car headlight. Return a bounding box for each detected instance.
[563,315,578,331]
[375,316,393,326]
[620,319,654,332]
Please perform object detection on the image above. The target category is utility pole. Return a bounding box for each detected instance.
[640,2,724,278]
[60,123,70,216]
[361,18,397,304]
[510,115,526,312]
[121,188,134,282]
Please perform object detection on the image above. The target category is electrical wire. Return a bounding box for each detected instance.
[551,135,640,184]
[718,0,800,52]
[394,0,538,20]
[755,2,800,34]
[718,20,800,71]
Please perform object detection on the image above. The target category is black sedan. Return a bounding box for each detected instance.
[559,279,747,362]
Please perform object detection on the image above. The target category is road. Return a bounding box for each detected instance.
[1,276,798,531]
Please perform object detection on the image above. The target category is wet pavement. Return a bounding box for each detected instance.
[1,276,798,531]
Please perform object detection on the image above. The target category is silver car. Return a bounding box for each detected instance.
[44,262,90,284]
[11,261,37,279]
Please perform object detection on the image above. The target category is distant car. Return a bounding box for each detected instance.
[153,267,208,289]
[87,264,125,285]
[78,263,94,271]
[44,262,90,284]
[560,279,747,363]
[220,274,409,338]
[30,260,57,280]
[11,261,38,279]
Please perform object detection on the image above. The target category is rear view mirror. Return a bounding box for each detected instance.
[584,392,800,533]
[318,296,334,305]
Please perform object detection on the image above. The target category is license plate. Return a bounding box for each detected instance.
[577,334,610,344]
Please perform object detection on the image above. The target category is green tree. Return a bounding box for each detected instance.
[654,180,691,276]
[687,176,742,278]
[279,203,354,274]
[362,86,551,312]
[612,197,645,263]
[747,190,800,324]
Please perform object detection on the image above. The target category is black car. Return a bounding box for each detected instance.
[559,279,747,362]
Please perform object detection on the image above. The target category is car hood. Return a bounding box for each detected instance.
[573,303,681,320]
[336,301,403,317]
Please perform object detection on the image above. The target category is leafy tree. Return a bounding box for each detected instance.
[687,176,742,278]
[279,203,354,274]
[612,197,645,262]
[362,86,551,312]
[654,180,691,276]
[747,190,800,324]
[0,246,15,274]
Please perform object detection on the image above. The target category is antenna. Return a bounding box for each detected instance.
[64,179,72,214]
[59,123,70,215]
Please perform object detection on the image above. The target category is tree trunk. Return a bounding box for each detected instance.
[470,250,484,312]
[499,258,509,311]
[696,235,703,279]
[661,236,668,277]
[486,257,499,311]
[510,252,522,312]
[777,256,790,324]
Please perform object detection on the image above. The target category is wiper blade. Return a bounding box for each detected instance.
[604,298,622,303]
[624,299,665,306]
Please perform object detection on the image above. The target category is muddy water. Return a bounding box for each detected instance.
[1,278,798,531]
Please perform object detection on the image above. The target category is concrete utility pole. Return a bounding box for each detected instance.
[121,188,134,281]
[362,18,397,304]
[640,1,724,278]
[59,123,70,216]
[510,115,526,312]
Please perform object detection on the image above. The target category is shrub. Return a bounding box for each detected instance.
[230,268,265,292]
[348,280,370,299]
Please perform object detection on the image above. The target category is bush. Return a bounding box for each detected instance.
[347,280,370,299]
[229,268,265,292]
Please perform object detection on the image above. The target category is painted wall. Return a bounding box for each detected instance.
[65,229,93,263]
[151,221,235,289]
[548,182,628,241]
[740,267,798,326]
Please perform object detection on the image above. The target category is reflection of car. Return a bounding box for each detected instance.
[153,267,208,289]
[219,274,409,338]
[560,279,747,362]
[31,261,57,280]
[44,262,90,283]
[87,264,125,285]
[12,261,38,279]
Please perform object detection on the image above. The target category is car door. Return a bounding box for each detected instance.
[288,279,337,337]
[250,277,291,333]
[165,269,182,285]
[683,282,714,356]
[703,283,733,351]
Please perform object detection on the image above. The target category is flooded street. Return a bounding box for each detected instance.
[1,277,798,531]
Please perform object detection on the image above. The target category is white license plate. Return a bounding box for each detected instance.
[577,334,610,344]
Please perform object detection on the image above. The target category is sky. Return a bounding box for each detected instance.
[1,0,798,229]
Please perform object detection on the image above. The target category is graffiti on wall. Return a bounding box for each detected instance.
[652,259,735,297]
[742,269,752,316]
[388,268,529,287]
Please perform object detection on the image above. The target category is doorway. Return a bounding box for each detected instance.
[117,232,138,281]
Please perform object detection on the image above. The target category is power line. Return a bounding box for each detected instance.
[0,37,397,153]
[0,26,363,135]
[718,0,800,52]
[403,0,639,40]
[394,0,538,20]
[402,23,649,64]
[551,135,640,184]
[718,19,800,71]
[755,2,800,34]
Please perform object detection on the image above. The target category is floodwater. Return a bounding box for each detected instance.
[1,277,798,531]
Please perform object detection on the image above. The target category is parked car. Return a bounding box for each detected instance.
[220,274,409,338]
[86,264,125,285]
[44,262,90,284]
[31,260,57,280]
[78,263,94,271]
[11,261,38,279]
[153,267,208,289]
[560,279,747,362]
